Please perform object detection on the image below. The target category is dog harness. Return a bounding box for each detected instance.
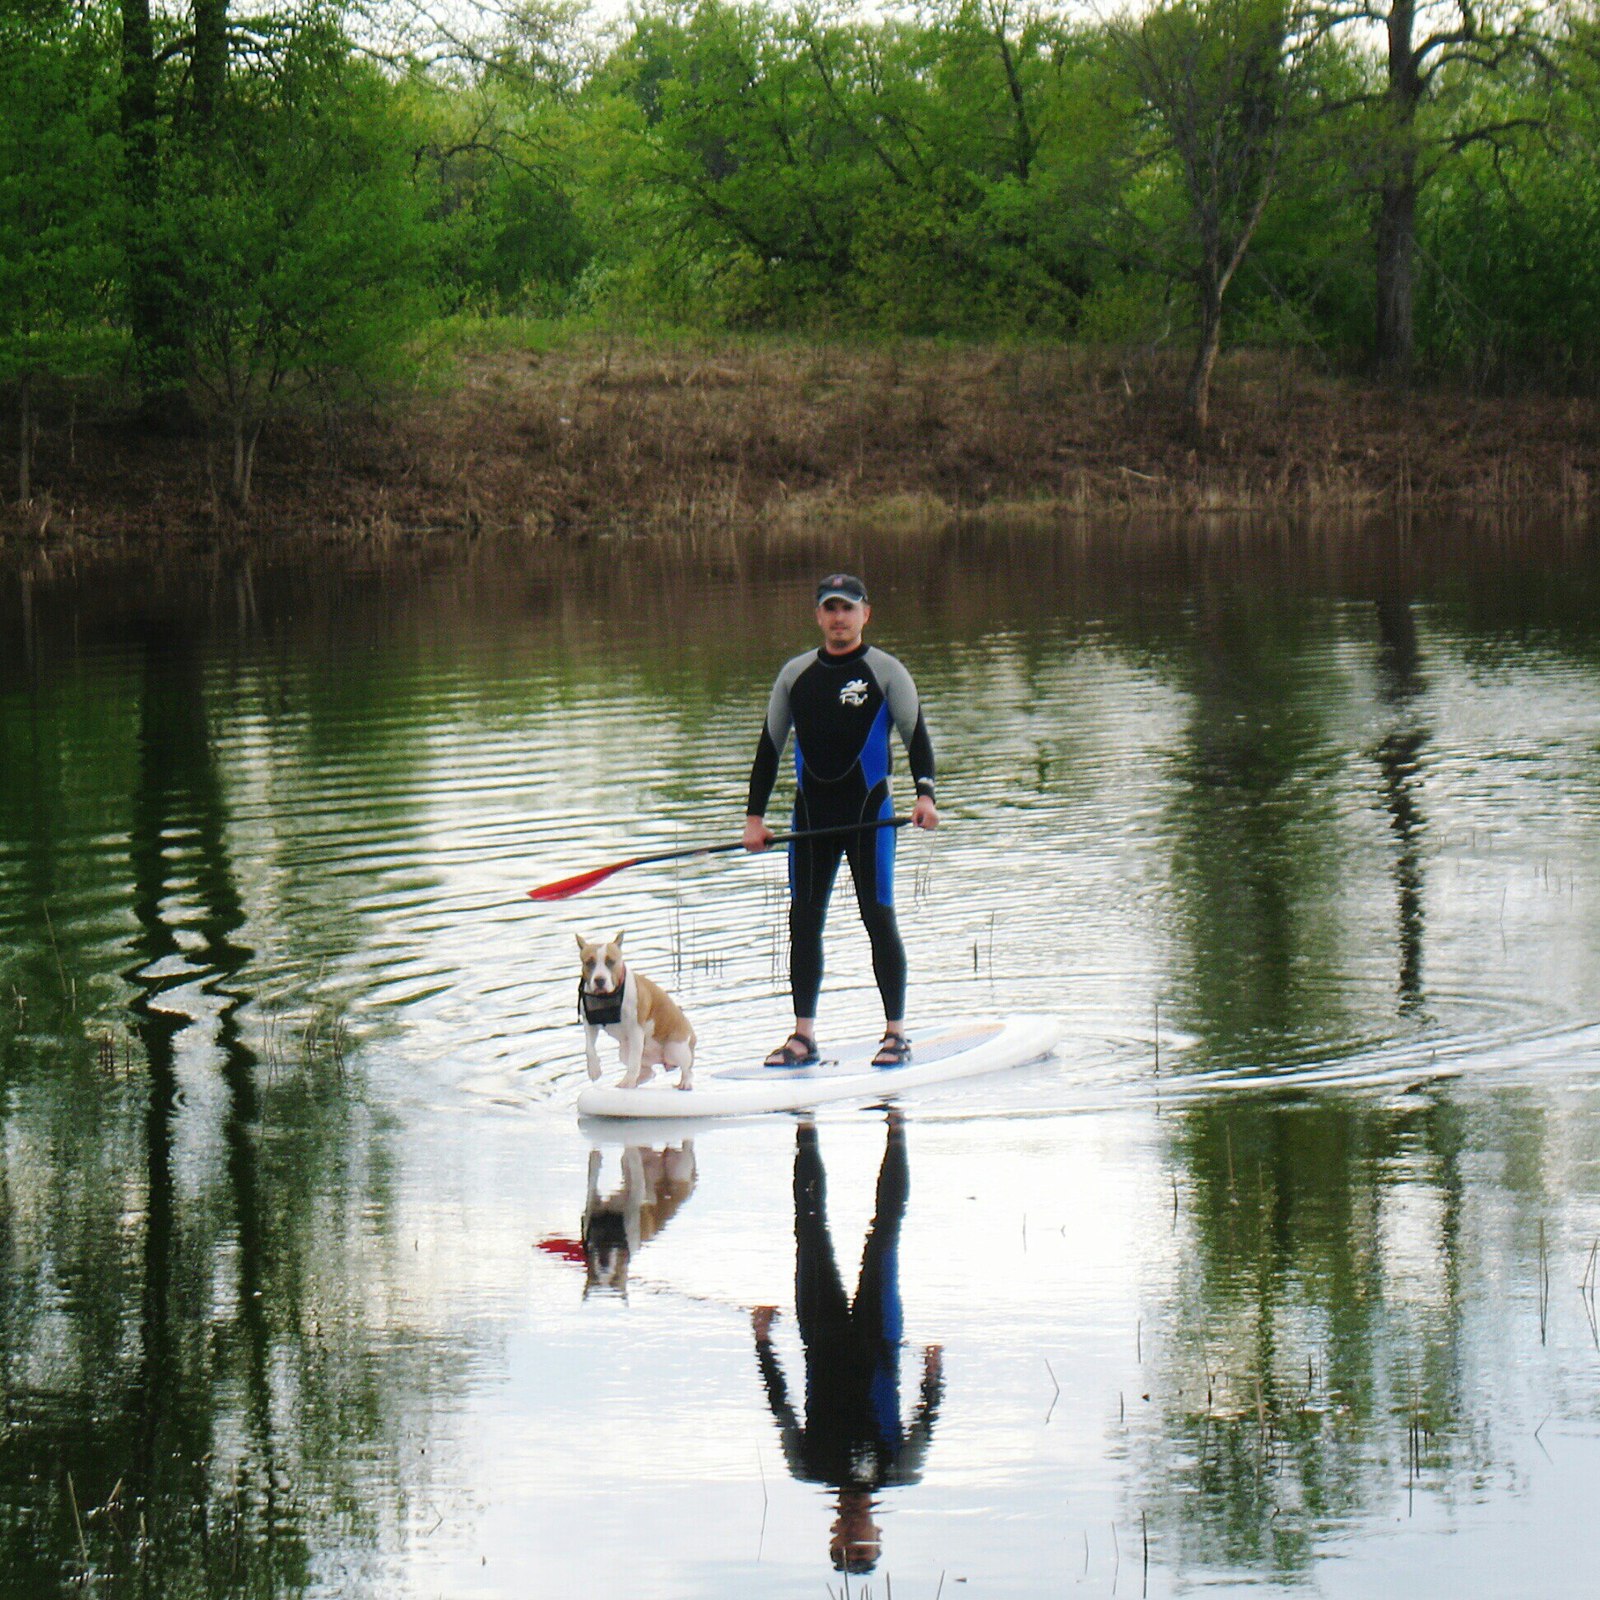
[578,976,626,1028]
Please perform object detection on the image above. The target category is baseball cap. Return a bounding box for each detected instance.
[816,573,868,605]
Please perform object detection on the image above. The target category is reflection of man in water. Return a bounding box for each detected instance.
[751,1112,943,1574]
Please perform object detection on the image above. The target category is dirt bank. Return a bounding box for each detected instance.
[4,337,1596,553]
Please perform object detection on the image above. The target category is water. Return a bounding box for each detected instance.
[2,519,1599,1597]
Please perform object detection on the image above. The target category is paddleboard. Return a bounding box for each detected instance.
[574,1014,1063,1120]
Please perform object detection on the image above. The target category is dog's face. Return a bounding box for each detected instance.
[575,931,625,994]
[582,1210,631,1298]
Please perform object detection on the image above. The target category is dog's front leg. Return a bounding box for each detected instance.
[619,1024,646,1089]
[583,1023,603,1081]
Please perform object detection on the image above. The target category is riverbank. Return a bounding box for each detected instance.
[4,332,1596,553]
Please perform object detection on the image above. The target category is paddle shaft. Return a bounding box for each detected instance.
[528,815,911,900]
[629,814,909,870]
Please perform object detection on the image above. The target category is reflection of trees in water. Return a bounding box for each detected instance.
[1163,595,1357,1060]
[0,629,446,1597]
[1161,587,1443,1060]
[1374,595,1428,1014]
[119,626,287,1594]
[1140,1095,1478,1579]
[1146,593,1474,1577]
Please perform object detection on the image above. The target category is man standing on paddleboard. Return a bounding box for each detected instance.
[743,573,939,1068]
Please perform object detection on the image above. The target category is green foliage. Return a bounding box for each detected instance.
[1416,52,1600,385]
[147,30,442,497]
[1,0,1596,482]
[400,65,596,316]
[0,4,122,390]
[562,0,1597,379]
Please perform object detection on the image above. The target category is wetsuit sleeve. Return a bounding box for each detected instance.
[753,1336,808,1477]
[886,1357,945,1486]
[746,656,804,816]
[873,652,936,803]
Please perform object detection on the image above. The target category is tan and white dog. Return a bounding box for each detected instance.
[581,1142,697,1297]
[575,931,696,1090]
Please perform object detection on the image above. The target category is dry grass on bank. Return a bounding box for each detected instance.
[4,334,1597,551]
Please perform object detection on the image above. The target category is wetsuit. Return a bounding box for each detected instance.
[746,643,935,1021]
[753,1121,942,1492]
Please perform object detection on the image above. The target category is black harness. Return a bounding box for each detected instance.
[578,975,626,1028]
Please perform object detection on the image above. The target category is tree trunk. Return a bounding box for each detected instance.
[118,0,157,170]
[989,7,1035,183]
[191,0,227,127]
[1375,166,1416,377]
[119,0,166,377]
[229,415,261,509]
[1185,279,1224,434]
[1376,0,1421,377]
[17,374,31,505]
[121,0,190,417]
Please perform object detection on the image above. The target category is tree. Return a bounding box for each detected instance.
[1320,0,1560,376]
[1416,35,1600,383]
[1104,0,1320,431]
[117,0,320,400]
[0,2,121,503]
[150,31,441,506]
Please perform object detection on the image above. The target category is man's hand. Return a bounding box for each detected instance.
[743,815,774,852]
[912,795,939,830]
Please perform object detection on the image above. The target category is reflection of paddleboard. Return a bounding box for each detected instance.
[574,1014,1063,1120]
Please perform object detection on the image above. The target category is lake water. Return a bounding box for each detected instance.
[2,518,1599,1598]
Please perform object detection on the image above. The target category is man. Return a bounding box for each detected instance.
[743,572,938,1068]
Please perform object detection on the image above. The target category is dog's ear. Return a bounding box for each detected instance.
[574,932,588,951]
[613,931,625,948]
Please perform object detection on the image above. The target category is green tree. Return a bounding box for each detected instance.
[609,0,866,320]
[1103,0,1322,430]
[0,2,121,503]
[149,29,441,506]
[1417,40,1600,383]
[1318,0,1562,377]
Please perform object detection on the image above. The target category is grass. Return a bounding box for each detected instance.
[3,326,1596,554]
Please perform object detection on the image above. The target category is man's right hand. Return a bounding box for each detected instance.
[743,815,774,852]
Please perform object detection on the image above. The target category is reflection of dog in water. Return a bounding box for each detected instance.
[581,1143,697,1298]
[752,1112,943,1574]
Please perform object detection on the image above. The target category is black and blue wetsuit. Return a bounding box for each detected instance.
[753,1120,942,1495]
[747,642,935,1021]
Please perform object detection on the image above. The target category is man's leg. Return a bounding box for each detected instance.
[794,1123,849,1344]
[789,832,846,1034]
[845,825,908,1031]
[853,1115,909,1443]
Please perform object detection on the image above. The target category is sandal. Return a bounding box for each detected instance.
[871,1032,913,1068]
[764,1032,820,1069]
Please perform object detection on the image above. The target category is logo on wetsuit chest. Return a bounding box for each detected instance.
[838,678,870,706]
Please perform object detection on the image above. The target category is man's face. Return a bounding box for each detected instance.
[817,596,869,653]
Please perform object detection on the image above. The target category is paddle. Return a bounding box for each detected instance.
[527,816,911,901]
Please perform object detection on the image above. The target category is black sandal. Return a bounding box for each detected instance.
[764,1032,820,1068]
[871,1032,913,1068]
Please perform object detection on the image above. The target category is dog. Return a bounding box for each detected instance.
[575,931,696,1090]
[582,1142,697,1297]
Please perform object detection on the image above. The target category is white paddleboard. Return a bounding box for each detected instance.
[574,1014,1063,1120]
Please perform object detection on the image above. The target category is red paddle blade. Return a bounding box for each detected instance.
[537,1237,588,1264]
[527,858,638,901]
